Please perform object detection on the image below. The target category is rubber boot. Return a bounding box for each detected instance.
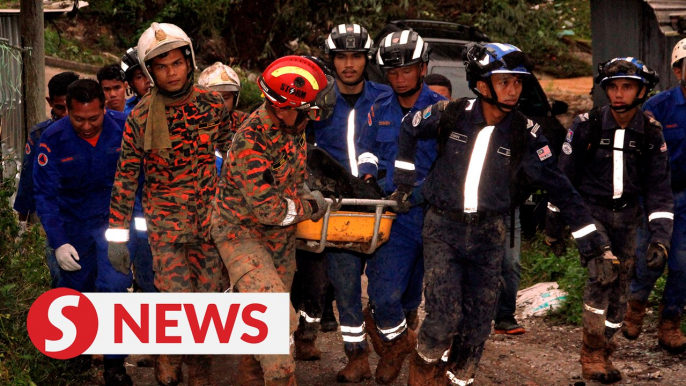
[375,328,417,384]
[622,300,647,340]
[363,306,386,357]
[103,358,133,386]
[187,355,215,386]
[405,310,419,331]
[337,345,372,383]
[580,333,616,384]
[294,327,322,361]
[658,309,686,354]
[603,337,622,383]
[408,350,438,386]
[237,355,264,386]
[155,355,183,386]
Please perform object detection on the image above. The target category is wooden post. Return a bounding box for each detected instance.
[20,0,45,134]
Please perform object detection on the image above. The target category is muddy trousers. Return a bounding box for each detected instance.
[212,223,298,383]
[583,203,640,341]
[291,250,328,340]
[148,237,225,293]
[417,208,505,384]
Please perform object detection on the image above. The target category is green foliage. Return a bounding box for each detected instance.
[44,26,107,65]
[521,232,587,325]
[0,158,92,385]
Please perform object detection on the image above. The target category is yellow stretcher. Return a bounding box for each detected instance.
[296,198,398,254]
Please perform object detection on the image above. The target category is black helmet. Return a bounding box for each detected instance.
[595,57,659,112]
[375,30,428,70]
[120,47,141,83]
[324,23,372,54]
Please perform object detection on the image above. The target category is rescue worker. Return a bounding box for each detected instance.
[197,61,247,173]
[33,79,133,385]
[623,40,686,354]
[14,71,79,287]
[424,73,452,99]
[546,57,672,383]
[297,23,392,376]
[97,64,128,112]
[356,30,446,385]
[392,43,613,386]
[121,47,151,114]
[105,22,232,386]
[210,55,334,386]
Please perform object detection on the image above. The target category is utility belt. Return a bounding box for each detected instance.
[582,194,638,212]
[432,206,502,225]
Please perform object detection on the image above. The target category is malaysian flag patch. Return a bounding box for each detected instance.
[661,142,668,152]
[537,145,552,161]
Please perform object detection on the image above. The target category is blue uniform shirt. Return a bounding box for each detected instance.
[643,86,686,189]
[357,84,446,195]
[14,118,55,215]
[34,110,127,249]
[125,95,140,115]
[311,81,391,174]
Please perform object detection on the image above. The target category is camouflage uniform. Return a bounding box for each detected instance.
[109,84,232,293]
[211,103,317,383]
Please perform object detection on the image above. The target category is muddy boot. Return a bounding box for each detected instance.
[294,324,322,361]
[658,311,686,354]
[405,309,419,331]
[155,355,183,386]
[580,333,616,384]
[622,300,647,340]
[187,355,215,386]
[103,358,133,386]
[363,306,386,357]
[603,337,622,383]
[408,350,438,386]
[237,355,264,386]
[375,328,417,384]
[337,345,372,383]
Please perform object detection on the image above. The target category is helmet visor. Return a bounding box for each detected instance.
[295,75,336,121]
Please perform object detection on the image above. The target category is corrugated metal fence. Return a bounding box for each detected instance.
[0,13,24,180]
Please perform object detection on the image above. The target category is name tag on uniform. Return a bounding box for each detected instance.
[449,133,468,143]
[497,147,511,157]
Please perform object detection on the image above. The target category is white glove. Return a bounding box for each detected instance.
[55,244,81,271]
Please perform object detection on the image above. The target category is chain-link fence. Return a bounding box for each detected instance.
[0,37,24,193]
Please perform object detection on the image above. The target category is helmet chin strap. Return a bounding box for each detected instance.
[606,83,645,113]
[473,79,519,113]
[397,76,424,98]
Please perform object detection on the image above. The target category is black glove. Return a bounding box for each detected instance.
[362,175,385,197]
[544,236,567,257]
[305,190,328,222]
[388,184,412,213]
[646,242,668,270]
[108,242,131,275]
[587,250,620,287]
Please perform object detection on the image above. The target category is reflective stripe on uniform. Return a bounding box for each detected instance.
[417,349,440,364]
[571,224,597,239]
[440,349,450,362]
[341,323,366,343]
[446,371,474,386]
[395,160,415,171]
[605,320,622,329]
[215,149,223,159]
[105,228,129,242]
[300,310,322,323]
[280,198,297,226]
[547,202,560,212]
[377,319,407,340]
[347,109,359,177]
[464,126,495,213]
[649,212,674,221]
[358,152,378,168]
[584,303,605,315]
[613,129,626,199]
[134,217,147,231]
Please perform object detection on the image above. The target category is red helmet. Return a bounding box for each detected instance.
[258,55,335,120]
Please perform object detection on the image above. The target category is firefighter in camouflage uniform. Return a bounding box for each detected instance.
[106,22,232,386]
[211,55,334,386]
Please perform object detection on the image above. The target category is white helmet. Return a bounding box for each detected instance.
[136,22,197,87]
[198,62,242,105]
[672,38,686,67]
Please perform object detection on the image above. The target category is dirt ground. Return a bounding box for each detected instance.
[50,70,682,385]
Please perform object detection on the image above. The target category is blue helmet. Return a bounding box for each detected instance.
[464,42,533,89]
[595,57,659,90]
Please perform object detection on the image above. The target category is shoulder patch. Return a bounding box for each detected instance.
[412,111,422,127]
[423,106,432,119]
[578,112,589,122]
[37,153,48,166]
[566,129,574,143]
[537,145,552,161]
[24,143,31,155]
[661,142,668,152]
